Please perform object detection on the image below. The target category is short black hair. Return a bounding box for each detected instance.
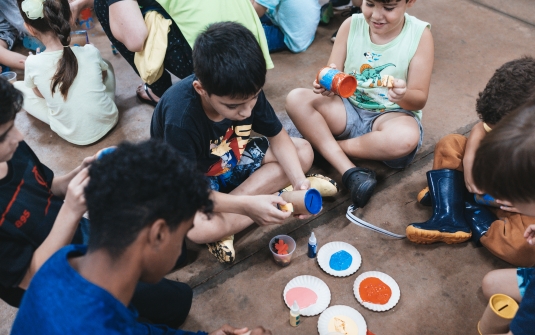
[473,97,535,203]
[476,56,535,125]
[0,77,22,124]
[85,140,213,258]
[193,21,266,99]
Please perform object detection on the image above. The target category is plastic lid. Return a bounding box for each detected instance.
[309,232,316,244]
[291,300,300,313]
[489,294,519,319]
[304,189,322,215]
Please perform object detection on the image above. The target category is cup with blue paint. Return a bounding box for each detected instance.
[280,189,322,215]
[474,194,500,208]
[95,147,116,160]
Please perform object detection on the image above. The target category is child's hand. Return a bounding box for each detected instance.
[209,325,271,335]
[245,195,292,226]
[495,199,521,213]
[80,155,96,170]
[463,156,483,194]
[524,225,535,245]
[63,168,90,217]
[387,79,407,103]
[313,63,337,97]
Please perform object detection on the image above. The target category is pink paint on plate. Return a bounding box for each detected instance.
[285,287,318,309]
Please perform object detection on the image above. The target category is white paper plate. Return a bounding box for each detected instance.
[317,242,362,277]
[353,271,400,312]
[318,305,367,335]
[283,275,331,316]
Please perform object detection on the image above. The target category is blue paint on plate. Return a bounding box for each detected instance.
[329,250,352,271]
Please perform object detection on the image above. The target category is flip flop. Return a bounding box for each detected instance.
[136,83,158,107]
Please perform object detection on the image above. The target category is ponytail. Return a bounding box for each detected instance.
[44,0,78,100]
[18,0,78,100]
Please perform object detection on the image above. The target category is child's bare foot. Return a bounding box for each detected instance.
[136,83,160,106]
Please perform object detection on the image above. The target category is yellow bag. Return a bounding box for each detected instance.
[134,11,171,85]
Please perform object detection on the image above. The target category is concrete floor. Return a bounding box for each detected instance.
[1,0,535,334]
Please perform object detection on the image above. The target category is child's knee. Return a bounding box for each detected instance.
[389,128,419,157]
[285,88,311,114]
[293,138,314,168]
[482,271,497,299]
[435,134,467,156]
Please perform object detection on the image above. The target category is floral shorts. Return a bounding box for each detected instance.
[208,137,269,193]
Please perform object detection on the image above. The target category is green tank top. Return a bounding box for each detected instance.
[344,13,430,119]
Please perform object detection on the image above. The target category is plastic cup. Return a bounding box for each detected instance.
[474,194,500,208]
[269,235,296,267]
[316,67,357,98]
[0,72,16,84]
[478,294,519,335]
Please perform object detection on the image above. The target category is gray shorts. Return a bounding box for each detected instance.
[335,97,424,169]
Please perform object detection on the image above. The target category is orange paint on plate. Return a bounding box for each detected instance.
[359,277,392,305]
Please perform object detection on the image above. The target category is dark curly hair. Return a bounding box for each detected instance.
[473,97,535,203]
[85,140,213,258]
[193,22,266,99]
[0,77,23,124]
[476,56,535,125]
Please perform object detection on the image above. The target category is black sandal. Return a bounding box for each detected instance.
[136,83,158,107]
[342,167,377,208]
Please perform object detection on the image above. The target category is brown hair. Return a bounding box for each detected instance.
[473,97,535,203]
[18,0,78,100]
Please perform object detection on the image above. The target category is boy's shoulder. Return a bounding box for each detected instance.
[154,75,200,124]
[12,245,135,335]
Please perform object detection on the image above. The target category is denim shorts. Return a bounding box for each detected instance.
[0,20,18,50]
[208,136,270,193]
[517,267,534,298]
[335,97,424,169]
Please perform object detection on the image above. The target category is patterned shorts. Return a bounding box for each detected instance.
[208,136,270,193]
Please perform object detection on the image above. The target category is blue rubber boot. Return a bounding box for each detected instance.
[406,169,472,244]
[464,194,497,244]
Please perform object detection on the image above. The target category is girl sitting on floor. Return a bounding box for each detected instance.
[14,0,117,145]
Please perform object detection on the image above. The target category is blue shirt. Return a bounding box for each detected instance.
[510,274,535,335]
[11,245,207,335]
[255,0,320,53]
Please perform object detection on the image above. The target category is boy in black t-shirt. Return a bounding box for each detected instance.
[0,77,93,306]
[151,22,314,263]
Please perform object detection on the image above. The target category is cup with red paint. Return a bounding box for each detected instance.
[269,235,296,267]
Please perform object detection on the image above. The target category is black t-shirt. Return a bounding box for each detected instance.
[150,75,283,176]
[0,142,64,291]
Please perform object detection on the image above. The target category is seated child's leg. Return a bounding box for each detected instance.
[432,134,467,171]
[481,213,535,267]
[187,137,313,244]
[482,268,523,302]
[337,111,421,165]
[261,21,287,53]
[131,279,192,328]
[0,37,26,70]
[287,88,377,207]
[13,81,50,124]
[286,88,356,175]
